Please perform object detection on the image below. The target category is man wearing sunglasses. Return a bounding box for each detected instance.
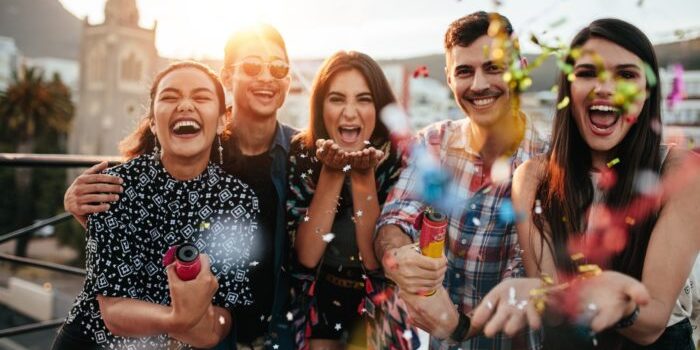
[63,24,297,350]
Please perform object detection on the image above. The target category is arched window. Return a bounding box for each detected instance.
[86,46,106,82]
[120,52,142,82]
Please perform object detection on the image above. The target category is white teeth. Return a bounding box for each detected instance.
[253,90,274,97]
[172,120,201,130]
[590,105,620,113]
[472,97,495,106]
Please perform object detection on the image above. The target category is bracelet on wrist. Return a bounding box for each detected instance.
[614,305,640,329]
[448,311,471,343]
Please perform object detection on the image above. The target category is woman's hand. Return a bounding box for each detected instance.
[315,139,349,172]
[577,270,650,332]
[471,277,543,338]
[166,254,219,332]
[347,147,384,173]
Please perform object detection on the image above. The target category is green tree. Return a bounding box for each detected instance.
[0,66,74,257]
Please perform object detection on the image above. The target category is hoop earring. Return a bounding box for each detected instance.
[217,134,224,165]
[152,135,161,164]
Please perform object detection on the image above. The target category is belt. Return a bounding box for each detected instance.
[324,272,365,290]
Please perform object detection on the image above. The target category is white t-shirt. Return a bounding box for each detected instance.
[668,254,700,345]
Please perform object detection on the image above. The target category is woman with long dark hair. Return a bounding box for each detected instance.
[503,18,700,349]
[286,51,404,350]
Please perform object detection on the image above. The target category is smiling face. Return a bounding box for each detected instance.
[225,40,291,120]
[322,69,376,151]
[570,37,647,154]
[446,35,512,128]
[150,67,224,162]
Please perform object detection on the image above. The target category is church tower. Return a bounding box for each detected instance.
[69,0,157,156]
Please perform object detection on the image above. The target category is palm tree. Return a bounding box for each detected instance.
[0,65,74,257]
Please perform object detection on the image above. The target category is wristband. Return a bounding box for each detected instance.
[449,311,471,343]
[614,305,640,329]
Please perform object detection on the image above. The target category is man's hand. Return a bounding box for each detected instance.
[399,286,458,339]
[166,254,219,333]
[471,277,542,338]
[382,244,447,294]
[64,161,123,227]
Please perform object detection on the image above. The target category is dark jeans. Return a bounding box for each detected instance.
[543,317,694,350]
[646,318,694,350]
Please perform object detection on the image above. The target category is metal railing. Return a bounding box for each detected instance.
[0,153,120,339]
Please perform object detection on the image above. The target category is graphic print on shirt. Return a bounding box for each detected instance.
[64,155,260,349]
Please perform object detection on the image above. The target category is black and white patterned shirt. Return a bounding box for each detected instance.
[64,155,260,349]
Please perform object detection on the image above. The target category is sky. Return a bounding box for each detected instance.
[58,0,700,60]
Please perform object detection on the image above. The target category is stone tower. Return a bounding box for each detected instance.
[69,0,157,156]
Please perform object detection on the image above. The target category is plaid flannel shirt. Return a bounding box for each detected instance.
[377,115,548,350]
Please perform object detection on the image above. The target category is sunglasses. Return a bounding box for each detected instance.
[233,57,290,79]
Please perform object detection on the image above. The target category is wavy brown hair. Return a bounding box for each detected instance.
[119,60,227,160]
[297,51,395,149]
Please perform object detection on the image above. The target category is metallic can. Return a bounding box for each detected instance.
[419,211,447,258]
[419,211,446,296]
[174,243,201,281]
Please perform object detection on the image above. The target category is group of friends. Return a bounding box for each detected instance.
[50,10,700,350]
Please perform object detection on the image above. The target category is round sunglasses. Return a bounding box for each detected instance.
[233,57,290,79]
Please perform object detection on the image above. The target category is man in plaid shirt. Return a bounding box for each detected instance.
[374,12,547,350]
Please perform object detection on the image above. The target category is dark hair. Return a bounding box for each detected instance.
[533,18,662,281]
[220,23,288,90]
[444,11,513,51]
[297,51,396,149]
[119,60,227,160]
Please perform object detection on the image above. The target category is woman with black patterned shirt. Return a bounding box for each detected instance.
[52,61,259,349]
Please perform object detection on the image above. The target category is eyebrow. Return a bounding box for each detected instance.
[158,87,214,95]
[327,91,345,98]
[574,63,641,71]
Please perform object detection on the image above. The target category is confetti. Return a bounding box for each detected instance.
[249,261,259,266]
[402,329,413,340]
[607,158,620,168]
[667,64,685,109]
[557,96,570,110]
[356,210,363,217]
[634,170,661,195]
[499,199,517,224]
[333,300,341,307]
[472,217,481,226]
[286,312,293,321]
[507,286,517,306]
[342,164,351,172]
[322,233,335,242]
[334,323,342,331]
[303,215,310,222]
[535,199,543,214]
[273,345,279,349]
[491,157,511,184]
[412,65,429,78]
